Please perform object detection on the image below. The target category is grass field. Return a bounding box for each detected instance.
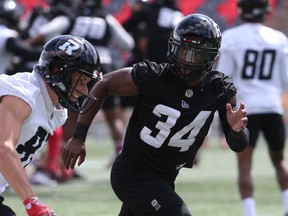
[3,135,285,216]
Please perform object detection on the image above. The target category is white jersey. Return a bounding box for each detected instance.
[216,23,288,115]
[0,71,67,192]
[0,25,18,75]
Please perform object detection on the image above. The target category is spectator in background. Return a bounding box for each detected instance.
[216,0,288,216]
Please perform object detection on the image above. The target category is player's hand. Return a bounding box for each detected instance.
[226,102,248,132]
[62,137,86,169]
[23,196,56,216]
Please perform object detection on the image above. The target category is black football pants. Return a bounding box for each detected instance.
[111,155,192,216]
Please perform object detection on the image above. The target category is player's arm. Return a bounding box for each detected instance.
[218,96,249,152]
[6,37,42,60]
[62,67,139,169]
[0,95,34,200]
[107,14,135,51]
[26,16,71,45]
[0,96,55,216]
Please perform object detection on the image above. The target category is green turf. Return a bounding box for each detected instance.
[4,136,285,215]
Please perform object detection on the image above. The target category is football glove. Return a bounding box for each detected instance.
[23,196,56,216]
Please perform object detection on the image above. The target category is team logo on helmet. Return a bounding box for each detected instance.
[56,37,83,60]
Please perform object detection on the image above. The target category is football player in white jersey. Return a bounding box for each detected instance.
[216,0,288,216]
[0,35,101,216]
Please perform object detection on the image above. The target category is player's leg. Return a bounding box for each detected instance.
[102,95,124,167]
[45,127,63,180]
[119,95,136,124]
[102,97,124,155]
[236,114,260,216]
[100,64,125,165]
[263,114,288,215]
[111,156,192,216]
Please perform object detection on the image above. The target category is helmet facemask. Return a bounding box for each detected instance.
[168,37,219,81]
[47,62,102,114]
[167,14,221,82]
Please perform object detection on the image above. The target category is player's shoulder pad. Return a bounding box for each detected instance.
[132,60,165,78]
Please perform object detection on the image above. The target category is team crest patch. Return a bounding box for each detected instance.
[185,89,193,98]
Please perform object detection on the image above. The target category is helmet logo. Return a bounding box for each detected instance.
[56,38,83,60]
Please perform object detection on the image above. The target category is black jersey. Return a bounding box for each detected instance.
[69,12,111,47]
[121,60,236,179]
[123,3,183,63]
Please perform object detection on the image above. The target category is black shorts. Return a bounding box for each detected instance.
[110,155,191,216]
[100,63,121,110]
[119,96,136,108]
[247,113,285,151]
[0,195,16,216]
[102,95,121,110]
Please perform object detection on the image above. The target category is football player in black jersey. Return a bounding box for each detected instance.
[63,14,249,216]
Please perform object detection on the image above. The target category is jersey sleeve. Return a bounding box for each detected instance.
[202,71,237,108]
[0,74,37,109]
[130,60,160,95]
[38,16,71,41]
[107,14,135,51]
[280,34,288,89]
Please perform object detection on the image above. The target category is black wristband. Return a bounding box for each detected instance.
[228,127,249,152]
[73,123,90,141]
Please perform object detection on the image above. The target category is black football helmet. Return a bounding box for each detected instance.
[167,13,221,81]
[237,0,270,22]
[0,0,22,29]
[34,35,102,113]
